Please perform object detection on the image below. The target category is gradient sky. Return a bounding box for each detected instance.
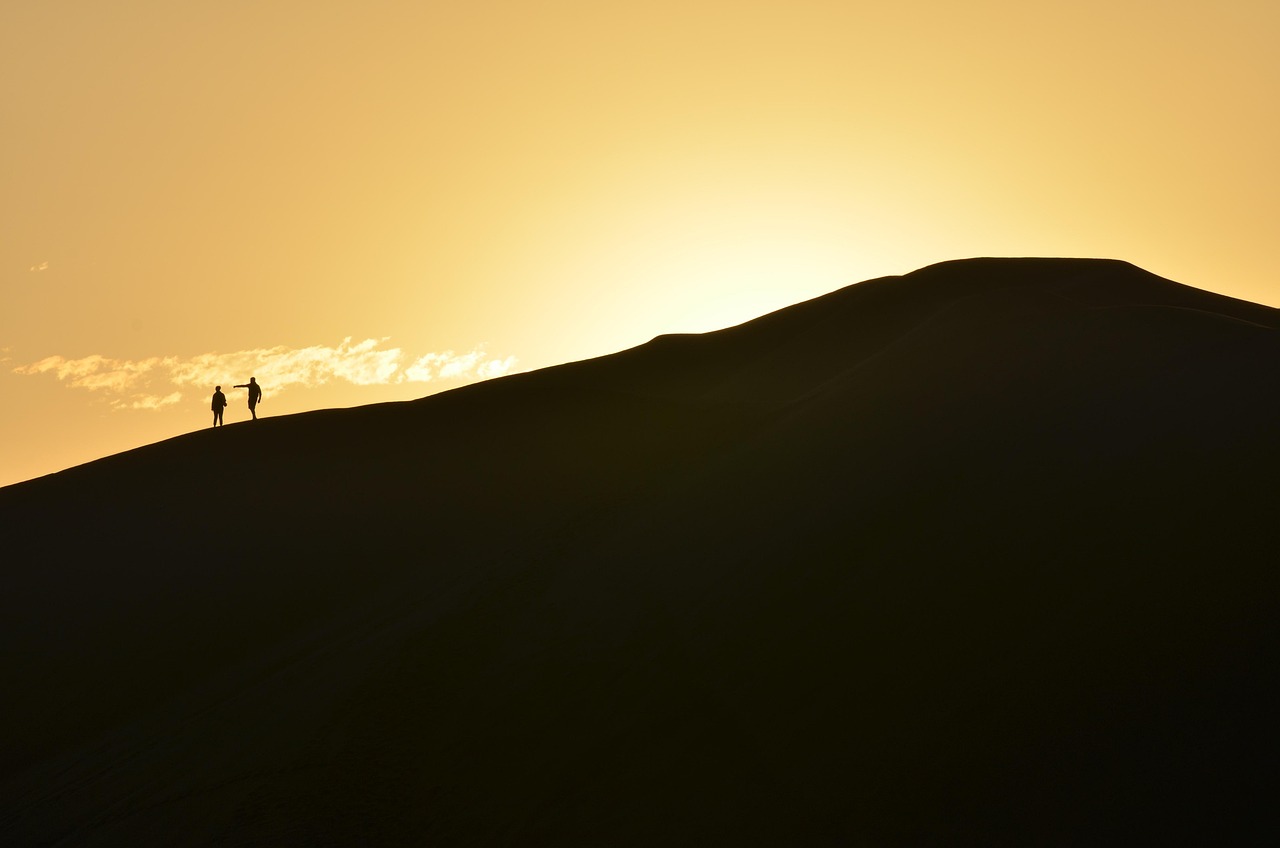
[4,0,1277,487]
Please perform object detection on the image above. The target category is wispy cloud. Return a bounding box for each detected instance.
[13,338,518,410]
[404,349,518,382]
[30,261,49,272]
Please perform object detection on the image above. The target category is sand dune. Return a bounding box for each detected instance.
[3,257,1278,844]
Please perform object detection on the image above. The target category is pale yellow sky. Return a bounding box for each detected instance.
[3,0,1277,486]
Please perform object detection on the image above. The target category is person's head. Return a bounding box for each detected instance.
[215,385,221,391]
[250,377,256,382]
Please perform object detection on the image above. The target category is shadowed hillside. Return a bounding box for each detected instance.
[3,257,1278,845]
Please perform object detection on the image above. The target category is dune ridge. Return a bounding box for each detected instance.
[3,257,1278,845]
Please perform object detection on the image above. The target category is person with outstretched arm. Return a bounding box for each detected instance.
[234,377,263,421]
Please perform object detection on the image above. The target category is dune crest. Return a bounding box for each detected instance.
[3,258,1278,845]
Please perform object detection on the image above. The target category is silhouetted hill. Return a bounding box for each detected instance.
[3,258,1278,845]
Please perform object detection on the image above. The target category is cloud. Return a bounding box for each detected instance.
[13,339,518,409]
[30,261,49,272]
[120,393,185,411]
[402,350,519,383]
[17,354,174,393]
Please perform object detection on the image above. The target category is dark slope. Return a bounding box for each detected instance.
[3,258,1278,845]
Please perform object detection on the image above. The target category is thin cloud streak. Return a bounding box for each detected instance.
[13,338,518,409]
[404,350,518,382]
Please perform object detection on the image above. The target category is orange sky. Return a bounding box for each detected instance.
[3,0,1277,487]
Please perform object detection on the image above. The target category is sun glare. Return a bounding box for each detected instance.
[530,169,898,346]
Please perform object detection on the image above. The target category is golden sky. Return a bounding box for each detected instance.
[3,0,1277,486]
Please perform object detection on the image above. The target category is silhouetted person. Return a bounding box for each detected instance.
[211,385,228,427]
[234,377,263,420]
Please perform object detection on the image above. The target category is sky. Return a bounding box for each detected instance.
[3,0,1277,487]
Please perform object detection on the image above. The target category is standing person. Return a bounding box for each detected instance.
[211,385,228,427]
[234,377,263,420]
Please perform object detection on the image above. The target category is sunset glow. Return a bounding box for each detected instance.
[3,0,1277,486]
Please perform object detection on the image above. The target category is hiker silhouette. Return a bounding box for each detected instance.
[211,385,228,427]
[234,377,263,420]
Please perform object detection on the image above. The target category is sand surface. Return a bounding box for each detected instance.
[3,258,1278,844]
